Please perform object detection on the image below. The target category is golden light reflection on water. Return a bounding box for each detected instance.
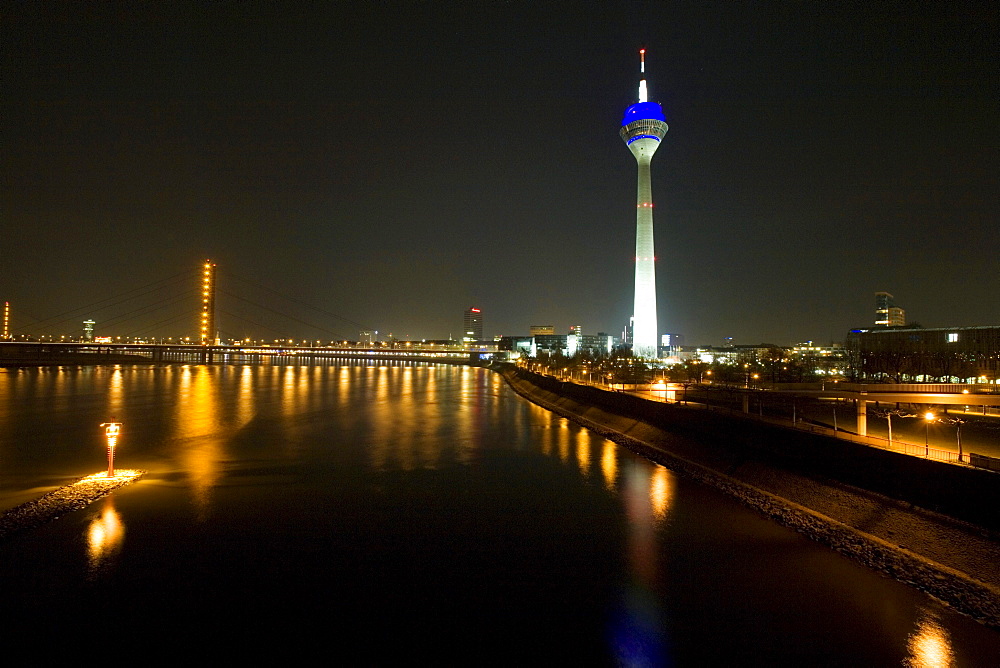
[108,366,124,416]
[370,367,393,471]
[278,365,311,447]
[576,430,591,477]
[904,609,954,668]
[397,366,419,471]
[310,365,324,411]
[295,366,310,410]
[625,462,657,583]
[614,459,668,662]
[649,466,673,521]
[363,365,503,472]
[236,365,255,428]
[87,497,124,573]
[557,419,570,463]
[280,366,298,423]
[176,366,223,520]
[338,366,352,411]
[601,441,618,491]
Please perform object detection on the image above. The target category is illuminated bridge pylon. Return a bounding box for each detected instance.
[200,260,217,345]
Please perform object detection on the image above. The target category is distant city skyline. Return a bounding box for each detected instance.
[4,4,997,344]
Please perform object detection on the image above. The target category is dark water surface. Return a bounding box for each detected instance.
[0,363,998,664]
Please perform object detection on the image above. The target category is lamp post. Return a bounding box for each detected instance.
[956,420,963,463]
[924,412,934,457]
[100,418,122,477]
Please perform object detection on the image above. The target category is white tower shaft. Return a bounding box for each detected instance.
[629,138,660,359]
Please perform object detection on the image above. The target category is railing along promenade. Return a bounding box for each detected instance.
[531,369,1000,475]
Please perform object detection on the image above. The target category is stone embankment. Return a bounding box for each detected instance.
[0,471,145,541]
[498,365,1000,629]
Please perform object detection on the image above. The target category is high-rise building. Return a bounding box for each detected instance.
[463,307,483,342]
[875,292,906,327]
[620,49,668,359]
[83,319,95,342]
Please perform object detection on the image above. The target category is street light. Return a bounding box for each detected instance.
[924,412,935,457]
[100,418,122,477]
[955,419,964,463]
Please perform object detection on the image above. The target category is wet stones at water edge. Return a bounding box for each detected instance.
[0,471,145,541]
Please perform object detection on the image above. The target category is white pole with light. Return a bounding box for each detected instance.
[101,418,122,477]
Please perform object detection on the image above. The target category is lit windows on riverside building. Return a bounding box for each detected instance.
[463,307,483,343]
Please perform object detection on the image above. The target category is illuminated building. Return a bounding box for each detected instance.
[875,291,906,327]
[463,307,483,342]
[660,332,683,356]
[497,336,533,354]
[2,301,9,339]
[849,325,1000,382]
[621,48,668,359]
[529,325,555,336]
[83,319,95,342]
[531,334,568,357]
[200,260,216,345]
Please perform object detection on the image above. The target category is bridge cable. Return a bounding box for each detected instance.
[19,269,196,334]
[221,269,371,331]
[217,288,351,339]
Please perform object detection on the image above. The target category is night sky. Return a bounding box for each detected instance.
[4,2,997,346]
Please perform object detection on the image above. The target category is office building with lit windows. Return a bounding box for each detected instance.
[874,291,906,327]
[848,326,1000,382]
[463,307,483,342]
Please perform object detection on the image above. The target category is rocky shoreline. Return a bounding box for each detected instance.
[0,471,145,541]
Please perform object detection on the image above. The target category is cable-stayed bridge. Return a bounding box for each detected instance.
[2,260,496,365]
[0,340,483,365]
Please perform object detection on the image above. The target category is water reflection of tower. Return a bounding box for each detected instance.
[620,49,668,359]
[612,459,669,664]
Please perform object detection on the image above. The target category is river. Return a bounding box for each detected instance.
[0,362,997,664]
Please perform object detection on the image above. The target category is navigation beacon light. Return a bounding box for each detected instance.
[101,418,122,477]
[620,48,668,359]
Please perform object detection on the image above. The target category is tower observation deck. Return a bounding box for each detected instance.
[620,49,668,359]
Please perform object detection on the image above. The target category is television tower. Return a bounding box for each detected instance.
[620,48,668,359]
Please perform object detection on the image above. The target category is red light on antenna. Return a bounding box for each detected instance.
[639,49,645,54]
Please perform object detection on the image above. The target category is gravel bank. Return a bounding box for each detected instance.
[0,470,145,541]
